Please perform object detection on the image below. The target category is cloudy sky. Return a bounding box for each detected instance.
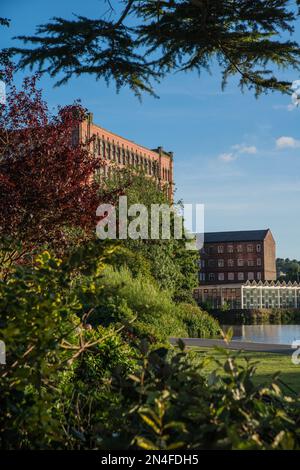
[2,0,300,258]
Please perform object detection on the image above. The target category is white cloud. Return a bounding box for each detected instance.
[273,104,296,112]
[232,144,257,154]
[218,152,236,162]
[218,143,257,163]
[276,136,300,149]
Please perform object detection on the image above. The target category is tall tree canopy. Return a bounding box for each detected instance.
[10,0,300,98]
[0,68,104,248]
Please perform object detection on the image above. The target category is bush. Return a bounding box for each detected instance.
[108,342,300,450]
[83,266,188,343]
[1,247,300,450]
[178,303,220,338]
[0,247,136,449]
[82,267,220,343]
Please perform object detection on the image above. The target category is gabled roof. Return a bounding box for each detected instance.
[204,229,270,243]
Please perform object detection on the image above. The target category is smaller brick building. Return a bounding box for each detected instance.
[199,229,276,285]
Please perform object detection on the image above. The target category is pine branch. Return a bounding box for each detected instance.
[9,0,300,97]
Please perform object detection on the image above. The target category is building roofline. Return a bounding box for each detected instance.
[85,115,173,158]
[204,229,271,243]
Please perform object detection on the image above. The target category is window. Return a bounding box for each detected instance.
[208,246,214,255]
[217,245,224,253]
[71,129,79,146]
[237,259,244,267]
[208,273,215,281]
[208,259,215,267]
[248,259,254,267]
[199,273,206,282]
[227,245,234,253]
[257,272,262,280]
[112,144,116,160]
[238,272,244,281]
[257,258,262,266]
[228,259,234,267]
[228,272,235,281]
[248,272,254,280]
[237,244,243,253]
[218,259,224,268]
[107,142,111,159]
[218,273,225,281]
[247,244,254,253]
[256,244,261,252]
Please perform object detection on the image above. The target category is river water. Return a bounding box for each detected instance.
[222,324,300,345]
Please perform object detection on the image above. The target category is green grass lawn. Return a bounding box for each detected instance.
[193,348,300,394]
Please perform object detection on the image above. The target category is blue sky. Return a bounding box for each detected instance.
[2,0,300,259]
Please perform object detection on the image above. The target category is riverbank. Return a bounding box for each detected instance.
[209,308,300,325]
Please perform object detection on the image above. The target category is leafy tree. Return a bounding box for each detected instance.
[100,168,199,301]
[0,67,118,267]
[0,18,11,70]
[11,0,300,98]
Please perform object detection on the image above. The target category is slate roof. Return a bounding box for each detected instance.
[204,229,270,243]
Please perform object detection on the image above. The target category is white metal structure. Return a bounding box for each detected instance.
[241,280,300,309]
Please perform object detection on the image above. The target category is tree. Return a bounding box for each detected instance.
[0,67,113,257]
[276,257,300,281]
[0,18,12,70]
[10,0,300,98]
[100,168,199,301]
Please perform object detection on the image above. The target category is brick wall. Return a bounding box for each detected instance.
[200,231,276,284]
[78,114,174,201]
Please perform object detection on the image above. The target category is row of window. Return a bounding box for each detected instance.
[202,258,262,268]
[92,136,171,181]
[199,272,262,282]
[205,243,262,254]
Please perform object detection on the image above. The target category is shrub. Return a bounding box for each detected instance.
[0,247,136,449]
[1,248,300,450]
[82,266,188,343]
[177,303,220,338]
[108,342,300,450]
[76,266,220,343]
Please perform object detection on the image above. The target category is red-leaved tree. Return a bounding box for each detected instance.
[0,67,110,256]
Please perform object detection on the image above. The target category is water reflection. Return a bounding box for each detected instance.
[222,324,300,345]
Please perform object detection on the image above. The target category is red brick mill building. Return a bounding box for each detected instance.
[74,113,174,201]
[199,229,276,285]
[194,229,279,309]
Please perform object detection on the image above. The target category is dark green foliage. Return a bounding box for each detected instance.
[1,246,300,450]
[77,265,219,343]
[109,342,300,450]
[277,257,300,282]
[0,17,12,69]
[178,303,220,338]
[0,245,136,449]
[210,307,300,325]
[11,1,300,97]
[100,169,199,300]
